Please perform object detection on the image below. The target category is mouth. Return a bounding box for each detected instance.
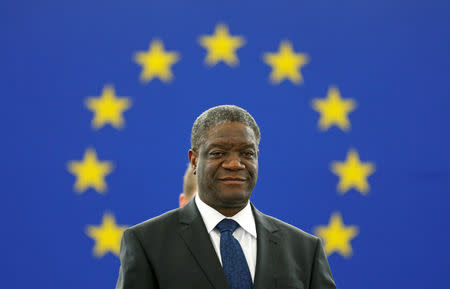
[218,177,247,184]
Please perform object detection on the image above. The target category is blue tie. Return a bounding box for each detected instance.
[216,219,253,289]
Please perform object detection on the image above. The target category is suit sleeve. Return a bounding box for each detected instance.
[309,238,337,289]
[116,228,158,289]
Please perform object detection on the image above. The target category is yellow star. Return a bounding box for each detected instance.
[85,85,131,129]
[263,41,309,84]
[315,212,358,258]
[134,39,180,83]
[312,86,356,131]
[199,24,245,66]
[331,149,375,194]
[67,148,114,194]
[86,213,127,258]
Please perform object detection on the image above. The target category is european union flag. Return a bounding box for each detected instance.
[3,0,450,288]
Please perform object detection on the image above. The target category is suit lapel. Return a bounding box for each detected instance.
[178,201,229,289]
[252,204,280,289]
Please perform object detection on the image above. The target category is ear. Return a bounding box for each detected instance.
[179,193,188,207]
[188,149,198,170]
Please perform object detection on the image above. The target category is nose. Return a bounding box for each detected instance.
[222,153,245,170]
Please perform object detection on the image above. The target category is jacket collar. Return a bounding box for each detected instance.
[251,203,280,289]
[178,200,229,289]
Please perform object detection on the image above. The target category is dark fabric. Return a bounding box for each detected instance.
[216,219,253,289]
[116,200,337,289]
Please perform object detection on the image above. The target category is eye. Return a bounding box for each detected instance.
[242,151,255,158]
[210,151,225,158]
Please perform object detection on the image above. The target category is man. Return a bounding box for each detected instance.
[116,105,337,289]
[179,163,197,207]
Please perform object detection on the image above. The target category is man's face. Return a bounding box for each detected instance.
[189,122,259,211]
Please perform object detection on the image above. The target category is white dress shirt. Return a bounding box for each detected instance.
[195,195,257,281]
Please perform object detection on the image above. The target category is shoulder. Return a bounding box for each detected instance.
[254,207,320,254]
[125,207,181,239]
[265,213,317,240]
[257,211,323,262]
[124,199,200,240]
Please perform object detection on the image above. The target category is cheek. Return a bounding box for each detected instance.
[202,164,218,181]
[247,161,258,174]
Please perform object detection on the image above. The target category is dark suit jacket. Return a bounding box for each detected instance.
[116,200,337,289]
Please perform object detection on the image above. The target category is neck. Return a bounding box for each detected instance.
[198,194,248,217]
[216,206,246,217]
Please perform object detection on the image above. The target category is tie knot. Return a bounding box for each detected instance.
[216,219,239,234]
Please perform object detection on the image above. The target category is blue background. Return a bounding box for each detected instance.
[2,0,450,288]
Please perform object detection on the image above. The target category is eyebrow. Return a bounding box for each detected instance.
[207,142,256,150]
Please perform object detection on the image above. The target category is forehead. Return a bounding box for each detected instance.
[202,122,257,148]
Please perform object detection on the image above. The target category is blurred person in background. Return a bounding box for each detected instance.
[179,163,198,207]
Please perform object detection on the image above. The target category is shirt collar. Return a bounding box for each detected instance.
[195,194,257,238]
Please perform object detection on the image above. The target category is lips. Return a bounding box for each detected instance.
[218,177,247,184]
[218,177,247,181]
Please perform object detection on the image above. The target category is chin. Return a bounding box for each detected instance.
[218,190,251,206]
